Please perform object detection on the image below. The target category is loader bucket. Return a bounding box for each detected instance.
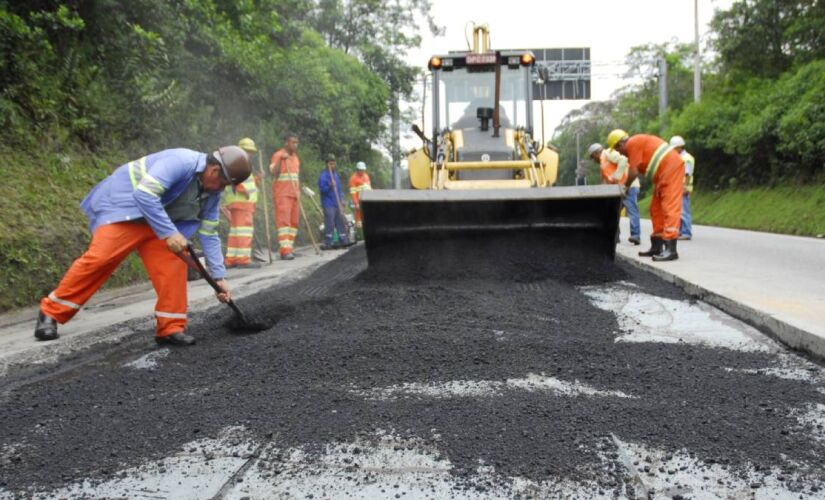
[360,185,623,277]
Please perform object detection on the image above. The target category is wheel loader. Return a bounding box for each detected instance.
[361,25,622,271]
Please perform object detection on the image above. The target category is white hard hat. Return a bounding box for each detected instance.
[356,161,367,170]
[587,143,603,156]
[669,135,686,147]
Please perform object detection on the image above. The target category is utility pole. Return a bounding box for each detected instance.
[658,56,668,134]
[574,129,586,186]
[391,90,401,189]
[693,0,702,102]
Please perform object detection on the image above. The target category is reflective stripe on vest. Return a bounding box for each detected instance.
[276,173,300,182]
[646,143,675,179]
[128,156,167,198]
[223,177,258,204]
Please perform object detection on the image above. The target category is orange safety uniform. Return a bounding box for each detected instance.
[270,149,301,256]
[223,176,258,266]
[624,134,685,240]
[41,222,188,337]
[348,171,372,226]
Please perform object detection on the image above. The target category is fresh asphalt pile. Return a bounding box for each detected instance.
[1,243,824,496]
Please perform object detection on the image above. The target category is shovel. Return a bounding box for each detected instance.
[179,243,270,333]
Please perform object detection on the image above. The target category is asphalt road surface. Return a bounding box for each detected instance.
[1,245,823,499]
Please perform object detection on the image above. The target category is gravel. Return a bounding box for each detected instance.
[0,242,823,495]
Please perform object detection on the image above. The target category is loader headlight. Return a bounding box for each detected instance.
[429,57,442,70]
[520,54,535,66]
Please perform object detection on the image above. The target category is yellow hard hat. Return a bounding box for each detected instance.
[238,137,257,153]
[607,129,629,149]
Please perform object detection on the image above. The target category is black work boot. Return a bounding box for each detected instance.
[155,332,196,346]
[638,237,663,257]
[652,239,679,262]
[34,312,59,341]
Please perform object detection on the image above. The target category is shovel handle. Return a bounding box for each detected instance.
[179,244,252,326]
[180,244,224,293]
[181,244,245,315]
[181,243,242,309]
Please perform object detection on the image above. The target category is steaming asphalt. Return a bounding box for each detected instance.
[1,245,823,499]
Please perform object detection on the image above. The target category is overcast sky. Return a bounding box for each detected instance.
[400,0,734,148]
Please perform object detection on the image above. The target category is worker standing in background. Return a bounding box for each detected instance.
[223,138,261,268]
[348,161,372,237]
[588,143,641,245]
[318,155,350,250]
[35,147,251,346]
[608,129,685,261]
[269,133,301,261]
[670,136,695,240]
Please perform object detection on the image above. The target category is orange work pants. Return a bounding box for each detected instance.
[649,156,685,241]
[40,222,187,337]
[273,192,299,255]
[225,203,255,266]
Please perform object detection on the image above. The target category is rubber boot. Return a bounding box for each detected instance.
[652,239,679,262]
[638,237,663,257]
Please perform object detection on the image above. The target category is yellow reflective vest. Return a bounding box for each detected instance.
[681,151,695,193]
[222,176,258,205]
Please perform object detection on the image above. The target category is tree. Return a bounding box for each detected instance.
[710,0,825,78]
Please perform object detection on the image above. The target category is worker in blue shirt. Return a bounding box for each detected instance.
[36,146,251,346]
[318,155,351,250]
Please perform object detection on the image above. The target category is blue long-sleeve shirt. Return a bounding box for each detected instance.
[79,148,226,279]
[318,168,345,209]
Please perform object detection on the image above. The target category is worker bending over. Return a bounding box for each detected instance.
[36,147,251,346]
[669,135,695,240]
[588,143,641,245]
[222,138,261,268]
[348,161,372,234]
[270,133,301,260]
[608,130,685,261]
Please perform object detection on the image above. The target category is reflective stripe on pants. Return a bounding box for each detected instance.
[274,194,300,255]
[225,203,255,266]
[40,222,188,337]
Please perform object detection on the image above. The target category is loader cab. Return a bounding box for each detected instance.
[430,51,534,138]
[429,51,535,178]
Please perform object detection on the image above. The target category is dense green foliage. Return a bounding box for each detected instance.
[553,0,825,190]
[0,0,399,157]
[0,0,434,312]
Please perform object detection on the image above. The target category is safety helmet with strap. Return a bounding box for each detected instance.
[212,145,251,185]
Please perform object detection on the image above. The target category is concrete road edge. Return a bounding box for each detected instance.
[617,254,825,362]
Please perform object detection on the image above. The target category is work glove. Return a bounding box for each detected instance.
[302,186,316,197]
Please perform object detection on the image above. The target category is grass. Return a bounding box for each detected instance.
[638,184,825,237]
[0,147,147,313]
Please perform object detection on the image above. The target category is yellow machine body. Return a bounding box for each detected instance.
[362,25,621,268]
